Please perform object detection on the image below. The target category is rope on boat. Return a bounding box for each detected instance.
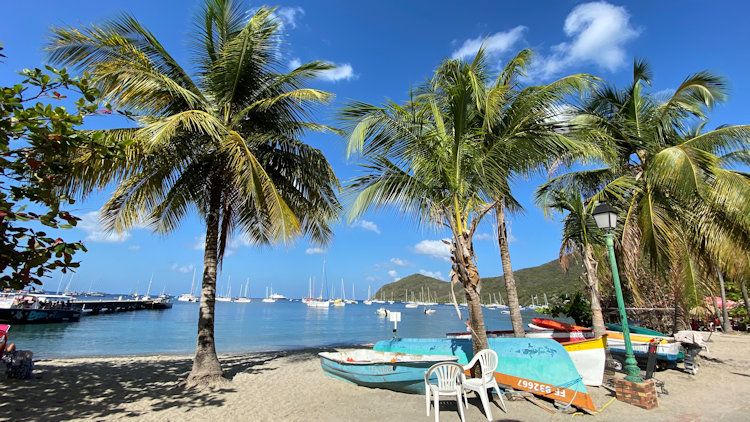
[571,397,616,417]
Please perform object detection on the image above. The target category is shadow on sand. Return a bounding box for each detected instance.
[0,353,285,421]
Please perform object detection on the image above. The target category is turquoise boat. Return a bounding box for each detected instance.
[374,337,596,411]
[319,349,459,394]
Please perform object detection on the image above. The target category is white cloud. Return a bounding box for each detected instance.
[474,232,493,241]
[319,63,356,82]
[509,234,518,243]
[413,239,452,262]
[192,235,206,251]
[276,6,304,29]
[387,270,399,281]
[353,219,380,234]
[128,245,141,251]
[390,257,409,267]
[305,247,327,255]
[533,2,638,79]
[171,263,195,273]
[451,26,527,60]
[288,58,356,82]
[77,211,131,243]
[419,269,446,281]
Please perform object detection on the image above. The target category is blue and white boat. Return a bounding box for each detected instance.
[373,337,597,411]
[319,349,459,394]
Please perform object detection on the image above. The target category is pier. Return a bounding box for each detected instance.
[75,299,168,314]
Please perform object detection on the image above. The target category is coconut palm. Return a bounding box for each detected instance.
[535,187,607,337]
[538,60,750,329]
[46,1,340,387]
[341,48,593,349]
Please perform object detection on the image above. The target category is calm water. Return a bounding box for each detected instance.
[8,299,547,358]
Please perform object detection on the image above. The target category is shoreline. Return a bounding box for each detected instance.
[29,342,376,361]
[2,333,749,421]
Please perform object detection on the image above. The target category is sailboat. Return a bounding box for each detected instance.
[405,289,418,308]
[363,286,373,305]
[262,286,276,303]
[332,279,346,307]
[345,282,357,304]
[141,275,153,300]
[307,259,330,308]
[177,269,199,302]
[235,278,251,303]
[216,276,232,302]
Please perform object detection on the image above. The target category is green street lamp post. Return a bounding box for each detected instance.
[592,201,644,383]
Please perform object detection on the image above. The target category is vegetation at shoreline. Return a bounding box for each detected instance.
[373,258,584,305]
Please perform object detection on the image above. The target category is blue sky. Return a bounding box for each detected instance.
[3,1,750,298]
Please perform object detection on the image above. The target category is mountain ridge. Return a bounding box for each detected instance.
[372,258,584,305]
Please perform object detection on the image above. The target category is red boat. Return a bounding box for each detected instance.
[531,317,593,333]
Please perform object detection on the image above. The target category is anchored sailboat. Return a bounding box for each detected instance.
[177,269,199,302]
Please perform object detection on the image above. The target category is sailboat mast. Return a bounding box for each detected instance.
[190,269,196,295]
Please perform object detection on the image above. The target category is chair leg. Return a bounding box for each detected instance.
[456,390,466,422]
[479,388,493,421]
[426,391,431,416]
[434,394,440,422]
[492,383,507,413]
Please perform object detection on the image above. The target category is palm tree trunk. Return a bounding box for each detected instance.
[452,232,489,353]
[740,279,750,330]
[716,265,733,333]
[187,179,226,387]
[582,245,606,338]
[496,202,524,337]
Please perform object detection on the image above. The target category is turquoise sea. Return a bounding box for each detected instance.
[8,299,548,358]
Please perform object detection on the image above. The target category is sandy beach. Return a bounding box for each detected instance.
[1,332,749,422]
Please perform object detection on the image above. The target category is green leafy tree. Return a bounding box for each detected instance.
[538,60,750,330]
[46,1,340,387]
[341,48,592,350]
[1,48,122,288]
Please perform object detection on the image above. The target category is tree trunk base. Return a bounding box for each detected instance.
[185,372,229,390]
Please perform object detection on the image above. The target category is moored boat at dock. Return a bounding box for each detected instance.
[0,292,82,323]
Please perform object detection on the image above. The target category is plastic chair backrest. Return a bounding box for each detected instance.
[426,362,464,391]
[475,349,499,382]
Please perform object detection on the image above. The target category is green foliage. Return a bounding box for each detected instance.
[537,291,593,327]
[0,48,123,288]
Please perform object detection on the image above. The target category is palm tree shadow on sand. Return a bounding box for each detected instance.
[0,354,283,421]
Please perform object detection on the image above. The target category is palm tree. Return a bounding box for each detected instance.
[340,49,592,349]
[46,1,340,387]
[538,60,750,330]
[473,51,596,337]
[536,187,607,337]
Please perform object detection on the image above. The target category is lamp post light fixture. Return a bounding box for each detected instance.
[592,201,644,383]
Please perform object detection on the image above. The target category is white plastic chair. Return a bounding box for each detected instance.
[424,361,466,422]
[462,349,506,420]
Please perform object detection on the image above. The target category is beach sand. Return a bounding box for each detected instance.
[1,332,749,421]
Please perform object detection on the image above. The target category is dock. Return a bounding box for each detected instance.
[74,299,167,314]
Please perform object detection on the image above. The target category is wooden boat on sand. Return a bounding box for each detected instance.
[374,337,596,411]
[319,350,459,394]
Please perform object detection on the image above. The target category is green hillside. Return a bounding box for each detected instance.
[373,258,584,305]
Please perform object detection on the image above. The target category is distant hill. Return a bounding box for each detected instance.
[373,258,584,305]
